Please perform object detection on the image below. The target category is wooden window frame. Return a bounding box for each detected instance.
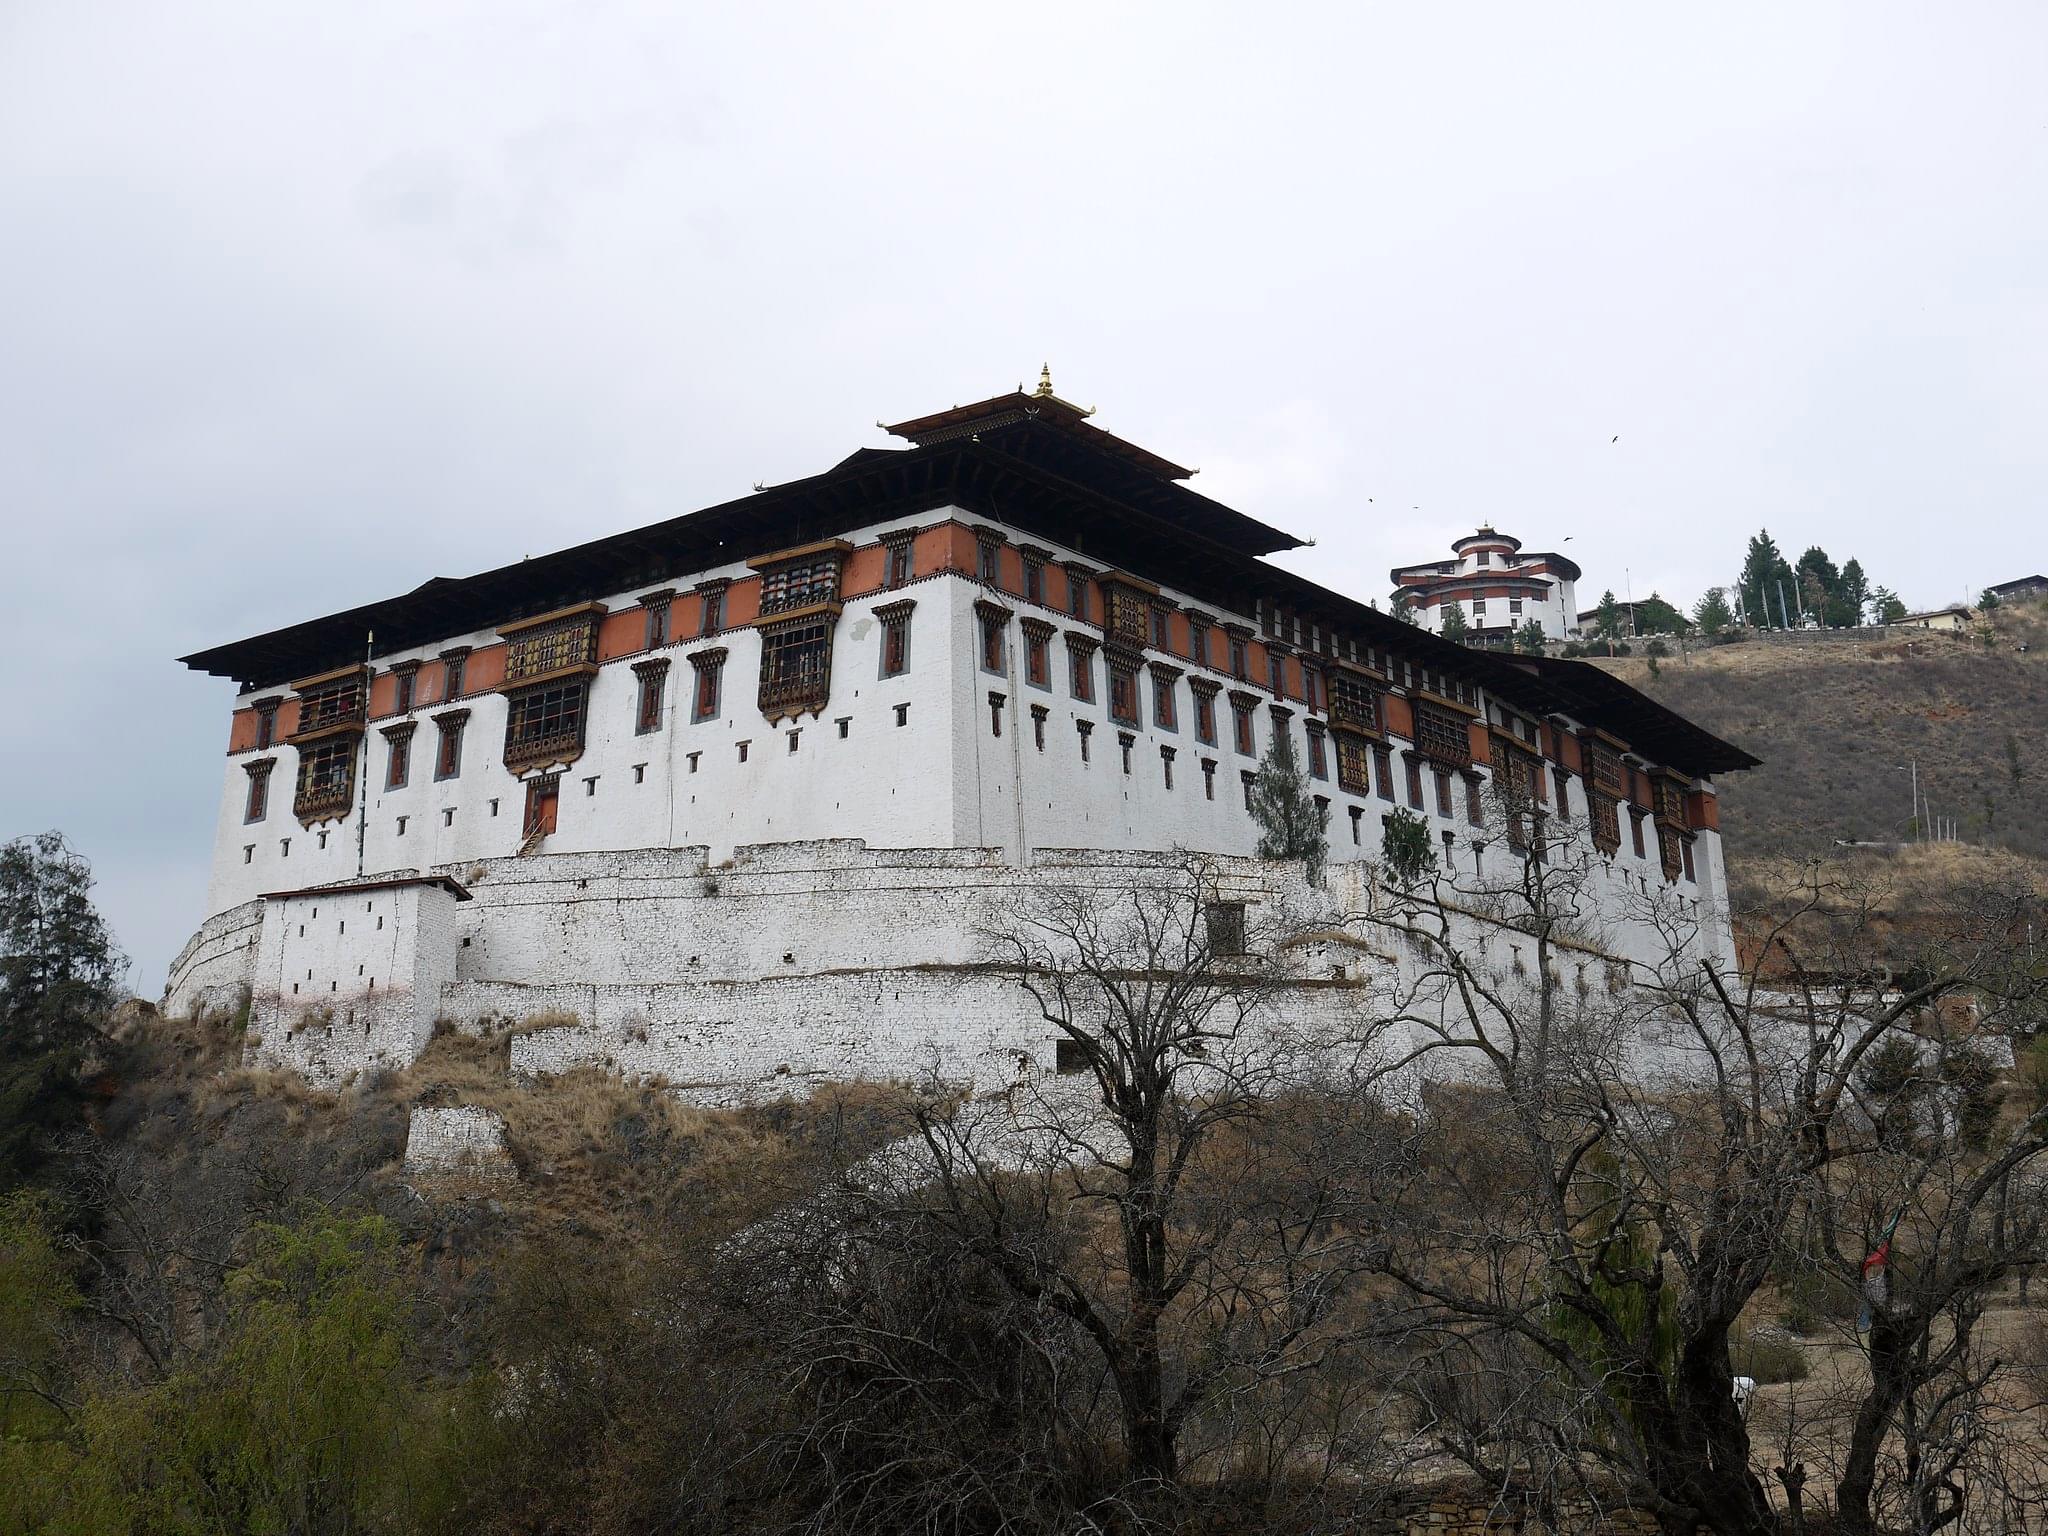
[243,757,274,823]
[632,658,670,735]
[503,679,590,769]
[382,721,415,790]
[433,709,468,781]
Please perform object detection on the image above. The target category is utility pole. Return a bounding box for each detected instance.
[1776,580,1792,632]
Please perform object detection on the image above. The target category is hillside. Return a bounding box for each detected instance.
[1585,603,2048,894]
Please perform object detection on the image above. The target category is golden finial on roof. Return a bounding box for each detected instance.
[1033,363,1054,398]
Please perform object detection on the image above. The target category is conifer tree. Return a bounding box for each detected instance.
[1249,726,1327,884]
[1438,602,1467,642]
[1691,587,1734,636]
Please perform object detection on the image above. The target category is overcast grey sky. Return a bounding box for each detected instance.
[3,3,2043,993]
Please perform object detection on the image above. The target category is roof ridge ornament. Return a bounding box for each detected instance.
[1034,363,1054,398]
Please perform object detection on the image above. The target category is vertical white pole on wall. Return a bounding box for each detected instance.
[357,628,374,879]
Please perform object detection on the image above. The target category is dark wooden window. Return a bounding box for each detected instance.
[1268,653,1286,697]
[1031,704,1047,751]
[1373,743,1395,801]
[759,557,840,615]
[1151,671,1176,729]
[690,649,727,721]
[434,712,467,780]
[976,534,1002,585]
[1405,754,1425,810]
[1306,725,1327,780]
[1335,732,1370,795]
[384,726,413,789]
[1109,663,1139,728]
[699,585,726,636]
[1631,810,1647,859]
[1413,702,1472,767]
[1589,791,1622,855]
[293,736,357,822]
[1434,767,1453,819]
[1149,607,1171,650]
[1228,635,1249,680]
[254,699,279,749]
[1102,583,1149,645]
[1329,674,1378,734]
[392,667,416,715]
[1077,720,1092,763]
[1068,644,1096,703]
[1025,628,1049,687]
[1023,557,1044,605]
[1681,837,1696,881]
[1553,766,1572,820]
[979,609,1007,672]
[1241,770,1257,811]
[243,759,273,823]
[1068,570,1090,621]
[1187,619,1208,668]
[644,600,671,649]
[1659,825,1684,882]
[1467,774,1484,827]
[1203,758,1216,799]
[522,775,560,839]
[634,660,669,734]
[881,610,912,677]
[759,619,834,718]
[1191,685,1218,745]
[504,680,588,768]
[442,652,467,701]
[884,536,914,589]
[990,692,1005,738]
[1231,699,1255,755]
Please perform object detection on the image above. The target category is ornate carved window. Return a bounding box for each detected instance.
[633,658,670,734]
[293,735,357,824]
[1189,678,1219,745]
[759,556,841,616]
[1305,721,1327,779]
[1658,825,1684,882]
[1327,672,1380,735]
[502,606,603,686]
[1413,701,1472,768]
[1186,614,1211,668]
[689,648,727,721]
[975,531,1003,585]
[1149,606,1172,651]
[1653,774,1691,830]
[1589,791,1622,855]
[440,649,469,702]
[1067,566,1094,622]
[758,618,835,721]
[1100,580,1151,647]
[1226,628,1252,681]
[1335,731,1371,796]
[1588,740,1625,799]
[878,599,916,679]
[503,679,589,769]
[1373,743,1395,802]
[289,668,366,744]
[243,758,274,823]
[1022,551,1046,605]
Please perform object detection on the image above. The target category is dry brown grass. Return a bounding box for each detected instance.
[1590,603,2048,873]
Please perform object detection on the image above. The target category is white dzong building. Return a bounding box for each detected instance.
[167,377,1754,1096]
[1390,526,1581,645]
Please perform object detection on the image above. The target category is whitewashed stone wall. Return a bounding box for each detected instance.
[403,1105,514,1181]
[241,877,467,1081]
[167,836,1721,1096]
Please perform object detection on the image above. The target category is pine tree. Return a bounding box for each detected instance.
[1691,587,1734,636]
[1438,602,1468,642]
[1840,559,1870,623]
[1513,618,1548,654]
[0,832,124,1187]
[1249,727,1327,884]
[1633,592,1685,635]
[1870,586,1907,624]
[1739,531,1796,627]
[1594,590,1624,654]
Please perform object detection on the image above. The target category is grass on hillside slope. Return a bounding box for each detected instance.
[1586,602,2048,872]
